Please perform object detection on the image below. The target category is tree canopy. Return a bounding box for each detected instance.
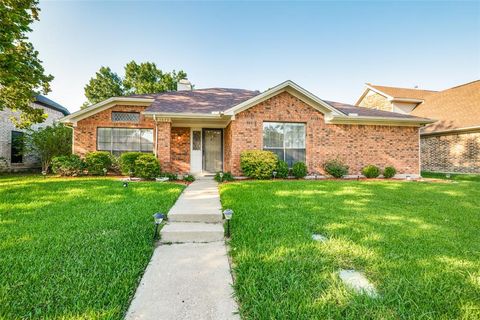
[82,61,188,108]
[0,0,54,128]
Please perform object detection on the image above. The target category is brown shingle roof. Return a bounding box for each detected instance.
[135,88,260,114]
[411,80,480,133]
[369,84,437,100]
[325,101,431,120]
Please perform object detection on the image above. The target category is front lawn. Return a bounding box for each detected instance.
[0,175,184,319]
[220,179,480,319]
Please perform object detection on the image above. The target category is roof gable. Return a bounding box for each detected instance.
[411,80,480,133]
[224,80,343,118]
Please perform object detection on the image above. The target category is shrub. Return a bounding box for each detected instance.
[51,155,85,176]
[183,174,195,182]
[324,159,349,178]
[383,166,397,179]
[85,151,112,175]
[161,172,178,181]
[134,154,161,179]
[214,171,234,182]
[362,165,380,178]
[275,160,289,178]
[292,162,308,179]
[240,150,278,179]
[119,152,143,175]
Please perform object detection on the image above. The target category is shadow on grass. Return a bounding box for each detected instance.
[0,176,184,319]
[221,180,480,319]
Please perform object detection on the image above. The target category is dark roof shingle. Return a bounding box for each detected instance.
[325,100,431,120]
[134,88,260,114]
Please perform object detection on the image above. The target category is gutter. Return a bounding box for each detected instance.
[328,115,435,126]
[421,125,480,136]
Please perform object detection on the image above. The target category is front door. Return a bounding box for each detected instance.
[202,129,223,173]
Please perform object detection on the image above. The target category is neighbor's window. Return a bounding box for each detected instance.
[97,128,153,155]
[111,112,140,122]
[263,122,306,167]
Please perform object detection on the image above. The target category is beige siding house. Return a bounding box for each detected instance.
[356,81,480,173]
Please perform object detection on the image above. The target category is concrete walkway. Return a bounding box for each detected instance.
[125,178,239,320]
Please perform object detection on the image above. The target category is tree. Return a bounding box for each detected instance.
[0,0,54,128]
[82,61,188,105]
[83,66,123,107]
[25,123,72,172]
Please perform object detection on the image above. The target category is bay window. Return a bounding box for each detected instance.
[263,122,306,166]
[97,128,154,155]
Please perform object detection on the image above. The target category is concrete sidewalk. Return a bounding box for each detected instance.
[125,178,239,320]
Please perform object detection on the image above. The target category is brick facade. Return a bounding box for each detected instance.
[73,105,191,174]
[358,90,393,112]
[170,127,190,174]
[73,93,420,177]
[225,91,419,176]
[421,131,480,173]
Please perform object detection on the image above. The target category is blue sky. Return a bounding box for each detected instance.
[31,1,480,112]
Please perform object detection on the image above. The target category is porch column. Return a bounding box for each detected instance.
[156,118,172,172]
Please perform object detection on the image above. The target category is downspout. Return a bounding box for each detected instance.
[153,115,158,157]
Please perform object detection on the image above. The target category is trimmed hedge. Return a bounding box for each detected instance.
[275,160,289,178]
[292,162,307,179]
[240,150,278,179]
[85,151,112,175]
[51,155,85,176]
[119,152,143,175]
[324,159,349,178]
[134,154,161,179]
[383,166,397,179]
[362,165,380,178]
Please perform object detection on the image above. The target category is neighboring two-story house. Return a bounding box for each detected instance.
[356,81,480,173]
[0,95,70,172]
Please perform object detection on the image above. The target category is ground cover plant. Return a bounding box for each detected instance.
[220,179,480,319]
[0,175,184,319]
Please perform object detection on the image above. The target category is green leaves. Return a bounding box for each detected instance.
[82,61,188,107]
[0,0,54,128]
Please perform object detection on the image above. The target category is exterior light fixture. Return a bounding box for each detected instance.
[102,168,107,176]
[223,209,233,238]
[123,181,128,188]
[41,170,47,178]
[446,173,451,179]
[314,173,318,180]
[129,170,134,180]
[219,172,224,182]
[272,171,277,179]
[153,213,165,240]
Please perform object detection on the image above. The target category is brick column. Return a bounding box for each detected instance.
[156,118,172,172]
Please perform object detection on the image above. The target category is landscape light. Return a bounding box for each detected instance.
[123,181,128,188]
[446,173,451,179]
[152,213,165,240]
[102,168,107,176]
[223,209,233,238]
[272,171,277,179]
[219,172,224,182]
[41,170,47,178]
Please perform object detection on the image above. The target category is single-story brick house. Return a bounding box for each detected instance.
[356,80,480,173]
[61,80,433,177]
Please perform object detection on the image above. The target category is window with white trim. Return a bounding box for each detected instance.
[263,122,306,167]
[97,128,154,155]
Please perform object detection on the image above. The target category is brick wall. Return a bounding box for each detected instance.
[421,131,480,173]
[74,105,191,173]
[0,103,65,172]
[225,91,420,176]
[358,90,393,112]
[170,127,190,174]
[74,105,156,156]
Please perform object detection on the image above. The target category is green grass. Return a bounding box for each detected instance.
[220,179,480,319]
[0,175,184,319]
[422,171,480,182]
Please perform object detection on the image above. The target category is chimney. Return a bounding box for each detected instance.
[177,79,192,91]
